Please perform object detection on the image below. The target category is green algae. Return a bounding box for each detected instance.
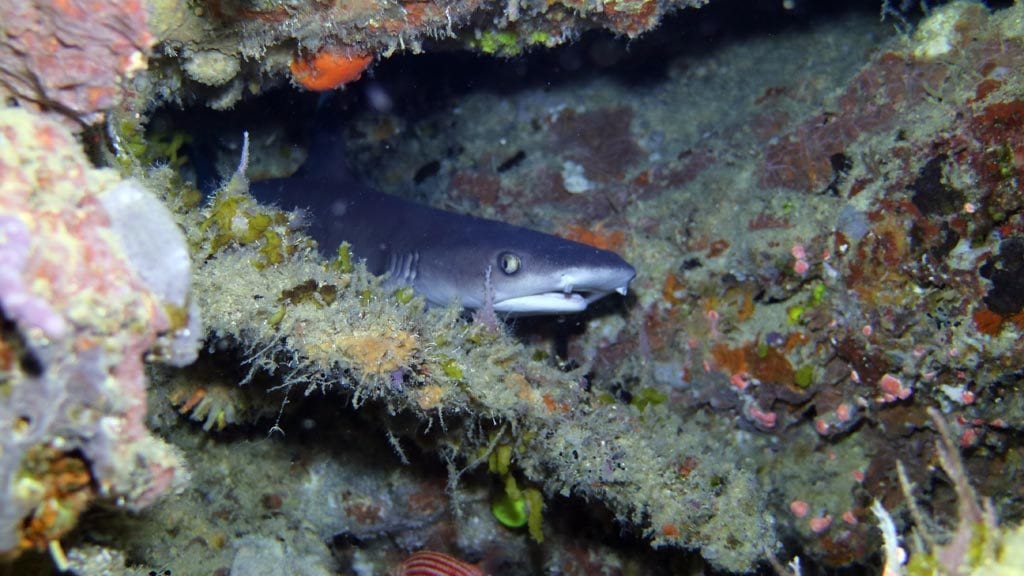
[631,386,667,410]
[794,365,814,388]
[476,30,521,56]
[331,242,354,274]
[393,286,416,305]
[440,356,465,380]
[491,480,528,529]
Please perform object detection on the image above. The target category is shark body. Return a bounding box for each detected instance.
[251,175,636,315]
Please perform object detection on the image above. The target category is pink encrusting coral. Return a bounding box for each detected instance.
[0,106,200,559]
[0,0,153,128]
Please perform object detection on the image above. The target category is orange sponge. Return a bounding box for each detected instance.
[290,49,373,91]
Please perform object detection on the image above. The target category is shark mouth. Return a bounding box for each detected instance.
[493,285,629,315]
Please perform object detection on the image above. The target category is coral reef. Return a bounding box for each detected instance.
[6,0,1024,574]
[0,106,199,562]
[142,0,712,109]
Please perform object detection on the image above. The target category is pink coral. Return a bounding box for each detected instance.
[0,106,198,557]
[0,0,153,127]
[0,216,68,339]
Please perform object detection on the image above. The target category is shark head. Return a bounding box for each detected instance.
[485,250,636,315]
[414,225,637,316]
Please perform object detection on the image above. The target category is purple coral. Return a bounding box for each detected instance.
[0,215,68,339]
[0,106,200,558]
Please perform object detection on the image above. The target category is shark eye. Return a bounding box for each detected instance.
[498,252,521,275]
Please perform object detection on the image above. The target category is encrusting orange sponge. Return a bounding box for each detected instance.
[289,49,373,91]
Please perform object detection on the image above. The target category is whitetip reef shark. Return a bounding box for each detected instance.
[247,132,636,316]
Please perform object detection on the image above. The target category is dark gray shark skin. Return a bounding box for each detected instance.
[250,177,636,316]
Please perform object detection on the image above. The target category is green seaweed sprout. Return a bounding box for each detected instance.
[631,386,668,411]
[393,286,416,305]
[108,114,202,211]
[487,443,544,542]
[114,117,192,171]
[359,288,374,305]
[199,191,299,269]
[477,30,520,56]
[787,282,828,325]
[786,304,805,325]
[332,242,355,274]
[471,28,556,57]
[267,305,287,328]
[440,356,464,380]
[793,365,814,389]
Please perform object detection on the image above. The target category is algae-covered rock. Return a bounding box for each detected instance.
[184,49,242,87]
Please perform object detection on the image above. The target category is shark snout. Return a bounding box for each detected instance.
[559,262,636,297]
[491,261,635,315]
